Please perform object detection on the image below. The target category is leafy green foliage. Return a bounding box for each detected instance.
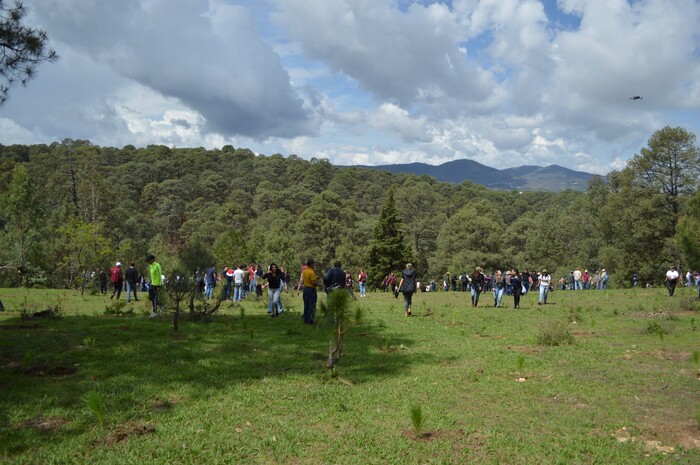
[366,189,413,288]
[0,127,698,292]
[0,1,58,103]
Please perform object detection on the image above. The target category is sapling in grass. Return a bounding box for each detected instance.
[410,405,424,438]
[517,355,525,372]
[692,351,699,365]
[83,391,106,428]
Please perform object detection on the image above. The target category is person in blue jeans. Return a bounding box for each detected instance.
[493,270,505,307]
[538,270,552,305]
[470,267,485,307]
[263,263,284,317]
[204,265,217,299]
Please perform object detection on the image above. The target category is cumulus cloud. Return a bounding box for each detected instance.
[30,0,316,139]
[0,0,698,176]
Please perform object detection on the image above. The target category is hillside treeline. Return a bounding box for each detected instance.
[1,126,698,289]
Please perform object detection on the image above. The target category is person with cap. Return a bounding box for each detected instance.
[599,269,609,290]
[537,269,552,305]
[147,254,163,317]
[109,261,124,300]
[397,263,417,317]
[470,266,485,307]
[665,266,680,297]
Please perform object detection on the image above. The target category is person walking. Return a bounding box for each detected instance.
[470,266,485,307]
[301,259,318,324]
[397,263,417,317]
[125,262,139,302]
[109,262,124,300]
[147,254,162,318]
[665,266,680,296]
[510,268,523,309]
[493,270,505,307]
[263,263,285,317]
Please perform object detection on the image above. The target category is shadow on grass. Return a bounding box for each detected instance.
[0,309,432,454]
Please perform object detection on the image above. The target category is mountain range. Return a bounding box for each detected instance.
[359,159,597,192]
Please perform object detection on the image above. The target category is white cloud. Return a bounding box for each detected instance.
[0,0,697,177]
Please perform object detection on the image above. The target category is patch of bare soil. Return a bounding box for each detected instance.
[507,346,541,354]
[103,423,156,445]
[613,423,700,455]
[15,416,68,432]
[641,350,692,361]
[23,365,78,377]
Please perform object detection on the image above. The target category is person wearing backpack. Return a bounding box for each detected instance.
[110,262,124,300]
[358,269,367,297]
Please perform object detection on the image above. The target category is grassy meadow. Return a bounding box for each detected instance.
[0,285,699,464]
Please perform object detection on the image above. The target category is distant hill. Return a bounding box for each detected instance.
[358,159,595,192]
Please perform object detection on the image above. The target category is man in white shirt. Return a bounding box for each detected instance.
[538,270,552,305]
[665,266,679,296]
[233,264,246,302]
[573,268,583,290]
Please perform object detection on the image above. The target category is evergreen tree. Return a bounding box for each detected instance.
[366,189,413,288]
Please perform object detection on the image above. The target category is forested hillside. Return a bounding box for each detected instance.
[0,126,698,289]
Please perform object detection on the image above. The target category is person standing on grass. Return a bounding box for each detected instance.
[358,269,367,297]
[397,263,417,317]
[493,270,505,307]
[301,259,318,324]
[125,262,139,302]
[324,261,346,294]
[510,268,523,309]
[470,267,485,307]
[537,269,552,305]
[263,263,285,317]
[665,266,680,296]
[233,264,246,302]
[204,264,217,299]
[110,262,124,300]
[147,254,162,318]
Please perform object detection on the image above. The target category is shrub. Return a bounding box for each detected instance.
[103,299,131,316]
[535,320,574,346]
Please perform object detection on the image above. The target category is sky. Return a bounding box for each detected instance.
[1,0,699,175]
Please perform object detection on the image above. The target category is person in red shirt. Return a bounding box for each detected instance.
[109,261,124,300]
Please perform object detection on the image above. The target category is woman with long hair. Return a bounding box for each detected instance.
[263,263,284,317]
[493,270,505,307]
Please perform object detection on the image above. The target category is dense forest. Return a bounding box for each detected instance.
[0,126,698,289]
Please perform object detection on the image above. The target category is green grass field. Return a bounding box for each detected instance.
[1,286,699,464]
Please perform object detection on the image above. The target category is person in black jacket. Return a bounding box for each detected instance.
[398,263,417,317]
[125,262,139,302]
[324,261,346,293]
[470,266,485,307]
[510,268,523,309]
[263,263,285,317]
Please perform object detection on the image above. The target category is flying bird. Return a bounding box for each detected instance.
[629,96,643,100]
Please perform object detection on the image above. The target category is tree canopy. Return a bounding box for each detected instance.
[0,127,698,289]
[0,0,57,103]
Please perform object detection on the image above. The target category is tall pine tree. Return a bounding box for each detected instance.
[366,189,413,288]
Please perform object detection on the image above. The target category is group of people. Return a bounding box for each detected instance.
[92,256,163,317]
[91,257,698,323]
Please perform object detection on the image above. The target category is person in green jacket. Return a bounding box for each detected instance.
[147,254,162,318]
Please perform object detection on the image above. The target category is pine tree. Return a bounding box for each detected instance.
[366,189,413,289]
